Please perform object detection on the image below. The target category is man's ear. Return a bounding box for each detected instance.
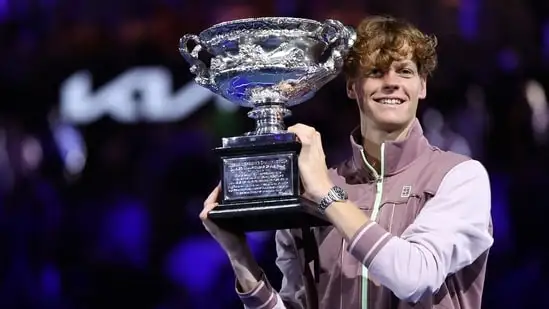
[419,78,427,99]
[346,79,357,99]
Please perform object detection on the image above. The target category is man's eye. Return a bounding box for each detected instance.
[367,69,383,77]
[400,68,415,75]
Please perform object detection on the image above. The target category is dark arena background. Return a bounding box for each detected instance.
[0,0,548,308]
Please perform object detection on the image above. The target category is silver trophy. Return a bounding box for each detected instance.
[179,17,356,231]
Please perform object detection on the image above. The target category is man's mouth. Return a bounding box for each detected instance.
[373,98,406,105]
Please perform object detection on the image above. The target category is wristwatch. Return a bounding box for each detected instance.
[318,186,348,213]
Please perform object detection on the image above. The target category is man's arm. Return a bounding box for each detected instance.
[229,247,264,294]
[235,230,307,309]
[324,160,494,302]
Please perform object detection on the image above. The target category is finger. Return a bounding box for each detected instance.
[204,182,221,206]
[288,124,316,146]
[313,131,326,155]
[199,202,218,221]
[287,123,311,131]
[287,124,305,139]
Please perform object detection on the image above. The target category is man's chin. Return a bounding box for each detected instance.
[372,118,412,133]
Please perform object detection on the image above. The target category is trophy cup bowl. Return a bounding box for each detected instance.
[179,17,356,231]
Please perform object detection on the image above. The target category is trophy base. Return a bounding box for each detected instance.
[211,132,331,232]
[208,196,329,232]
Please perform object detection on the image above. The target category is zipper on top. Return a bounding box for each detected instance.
[359,143,385,309]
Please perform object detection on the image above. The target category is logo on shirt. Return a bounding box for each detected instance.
[401,185,412,198]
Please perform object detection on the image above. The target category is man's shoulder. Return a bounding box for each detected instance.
[426,146,472,168]
[427,148,489,181]
[419,148,489,195]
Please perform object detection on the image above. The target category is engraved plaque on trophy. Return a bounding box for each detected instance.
[179,17,356,231]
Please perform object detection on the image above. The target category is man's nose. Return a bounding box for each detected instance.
[381,71,400,91]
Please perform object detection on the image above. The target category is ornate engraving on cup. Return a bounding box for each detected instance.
[222,153,295,201]
[179,17,356,135]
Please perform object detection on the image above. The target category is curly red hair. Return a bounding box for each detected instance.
[343,16,438,79]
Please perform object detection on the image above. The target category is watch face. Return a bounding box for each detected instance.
[338,187,347,198]
[334,186,348,199]
[319,186,349,212]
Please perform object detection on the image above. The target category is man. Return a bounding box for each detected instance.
[201,15,493,309]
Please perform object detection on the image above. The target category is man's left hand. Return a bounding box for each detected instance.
[287,123,334,202]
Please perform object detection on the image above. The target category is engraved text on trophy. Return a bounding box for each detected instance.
[222,154,295,201]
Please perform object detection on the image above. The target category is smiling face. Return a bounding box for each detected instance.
[344,16,437,135]
[347,56,426,132]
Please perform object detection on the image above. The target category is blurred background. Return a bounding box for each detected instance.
[0,0,548,308]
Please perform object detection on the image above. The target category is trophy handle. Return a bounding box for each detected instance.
[318,19,357,69]
[179,34,215,88]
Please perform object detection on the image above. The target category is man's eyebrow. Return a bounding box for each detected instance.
[394,61,417,69]
[395,60,415,66]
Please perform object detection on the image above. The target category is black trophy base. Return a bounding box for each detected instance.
[211,132,331,232]
[208,196,329,232]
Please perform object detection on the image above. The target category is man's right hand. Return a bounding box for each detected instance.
[200,183,249,257]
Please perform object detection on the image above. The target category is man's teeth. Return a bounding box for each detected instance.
[378,98,403,105]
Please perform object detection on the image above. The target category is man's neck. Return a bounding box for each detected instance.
[360,121,414,162]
